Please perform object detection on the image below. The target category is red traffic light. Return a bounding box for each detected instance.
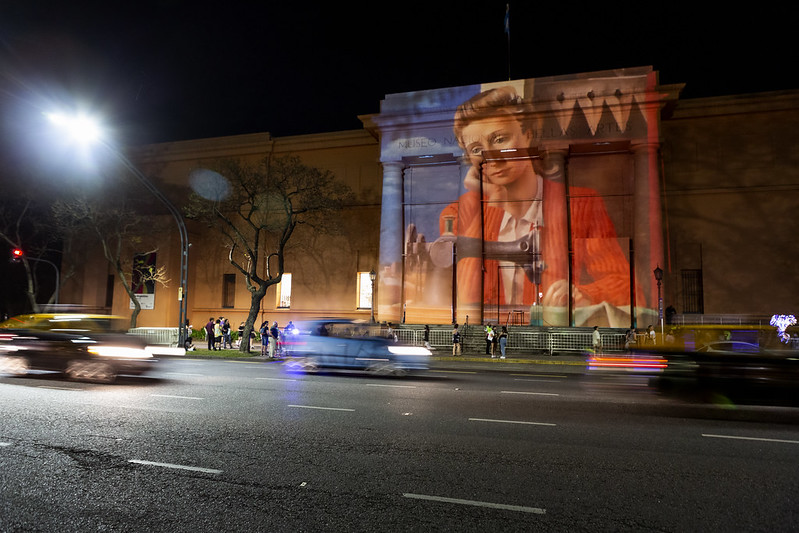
[11,248,24,261]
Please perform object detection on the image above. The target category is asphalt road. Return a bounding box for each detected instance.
[1,358,798,531]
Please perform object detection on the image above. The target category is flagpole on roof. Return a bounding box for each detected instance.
[504,3,511,80]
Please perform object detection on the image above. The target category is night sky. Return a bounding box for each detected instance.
[1,1,796,146]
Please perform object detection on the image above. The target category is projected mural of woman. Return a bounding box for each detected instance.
[440,86,639,325]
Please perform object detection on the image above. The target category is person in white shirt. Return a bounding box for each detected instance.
[592,326,602,354]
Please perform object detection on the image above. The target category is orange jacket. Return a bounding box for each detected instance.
[439,178,640,307]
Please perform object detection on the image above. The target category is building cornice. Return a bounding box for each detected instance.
[668,90,799,120]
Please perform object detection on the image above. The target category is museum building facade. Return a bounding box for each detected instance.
[61,67,799,332]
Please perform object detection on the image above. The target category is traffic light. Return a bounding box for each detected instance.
[10,248,23,262]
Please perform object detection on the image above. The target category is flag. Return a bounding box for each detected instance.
[504,3,510,36]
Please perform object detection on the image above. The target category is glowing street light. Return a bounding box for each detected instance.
[45,110,189,348]
[43,112,102,145]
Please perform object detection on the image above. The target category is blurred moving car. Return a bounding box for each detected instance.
[0,314,156,383]
[652,342,799,405]
[695,341,760,353]
[284,319,430,376]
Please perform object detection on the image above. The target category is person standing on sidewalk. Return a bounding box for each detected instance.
[268,321,280,358]
[213,319,223,350]
[624,328,637,351]
[452,324,462,356]
[485,324,494,356]
[221,318,232,349]
[258,320,269,355]
[646,325,656,345]
[592,326,602,354]
[423,325,431,350]
[205,317,215,351]
[499,326,508,359]
[237,322,245,348]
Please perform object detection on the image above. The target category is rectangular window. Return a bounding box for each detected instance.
[681,269,704,314]
[357,271,374,309]
[277,273,292,308]
[222,274,236,308]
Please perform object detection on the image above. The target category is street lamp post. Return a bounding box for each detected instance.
[653,265,663,339]
[45,112,189,348]
[369,269,376,324]
[115,154,190,348]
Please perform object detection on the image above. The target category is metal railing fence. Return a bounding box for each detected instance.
[393,326,627,355]
[128,327,180,347]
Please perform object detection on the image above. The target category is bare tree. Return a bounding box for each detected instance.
[52,196,170,328]
[185,155,354,352]
[0,195,68,313]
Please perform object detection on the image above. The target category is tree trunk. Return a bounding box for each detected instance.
[240,284,268,353]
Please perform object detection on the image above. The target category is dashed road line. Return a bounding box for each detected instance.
[150,394,205,400]
[288,404,355,412]
[702,433,799,444]
[403,493,545,514]
[510,373,568,378]
[128,459,222,474]
[469,417,556,426]
[501,390,559,396]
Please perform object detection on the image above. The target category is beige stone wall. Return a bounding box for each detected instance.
[75,129,382,330]
[661,91,799,315]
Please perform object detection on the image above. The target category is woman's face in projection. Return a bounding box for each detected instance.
[461,116,534,187]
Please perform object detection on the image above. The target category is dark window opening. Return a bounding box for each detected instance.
[222,274,235,308]
[681,269,704,314]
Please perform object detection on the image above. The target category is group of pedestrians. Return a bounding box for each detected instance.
[450,323,509,357]
[257,320,296,358]
[204,317,232,351]
[621,325,658,351]
[483,324,508,358]
[595,325,659,354]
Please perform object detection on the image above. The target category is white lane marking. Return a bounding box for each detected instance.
[288,404,355,412]
[150,394,205,400]
[469,418,556,427]
[37,386,80,391]
[510,373,568,378]
[403,493,546,514]
[702,434,799,444]
[428,370,477,374]
[164,372,205,377]
[501,390,560,396]
[256,377,298,382]
[366,383,417,389]
[128,459,222,474]
[0,442,11,447]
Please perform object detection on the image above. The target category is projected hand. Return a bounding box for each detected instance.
[463,166,508,203]
[543,280,590,307]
